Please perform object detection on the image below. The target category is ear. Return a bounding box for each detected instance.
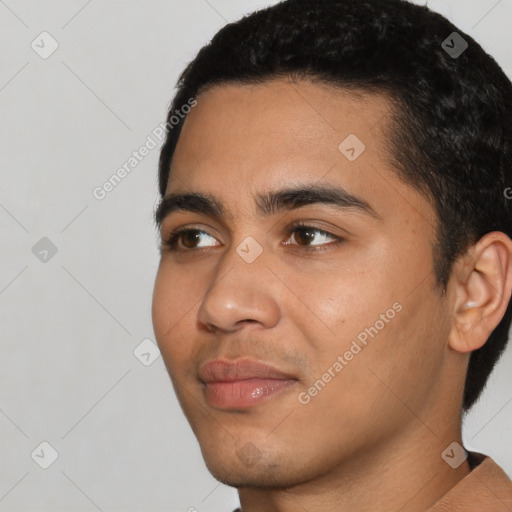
[448,231,512,353]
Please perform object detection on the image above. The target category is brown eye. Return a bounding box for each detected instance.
[293,227,317,246]
[161,228,218,252]
[181,231,201,249]
[160,224,344,255]
[288,225,340,248]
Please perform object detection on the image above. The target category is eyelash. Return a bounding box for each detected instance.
[160,222,345,254]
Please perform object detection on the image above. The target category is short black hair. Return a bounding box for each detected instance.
[156,0,512,412]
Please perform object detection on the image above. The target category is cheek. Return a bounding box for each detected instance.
[152,270,174,343]
[294,296,444,451]
[152,265,199,366]
[292,244,440,402]
[152,261,203,329]
[297,258,394,343]
[361,285,448,416]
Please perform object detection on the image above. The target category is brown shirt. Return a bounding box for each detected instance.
[232,452,512,512]
[426,451,512,511]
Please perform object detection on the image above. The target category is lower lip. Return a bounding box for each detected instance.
[204,378,297,409]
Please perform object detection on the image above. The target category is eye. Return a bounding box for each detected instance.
[161,228,218,251]
[284,222,344,252]
[160,222,344,254]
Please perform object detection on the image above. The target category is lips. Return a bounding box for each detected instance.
[199,358,296,383]
[198,358,298,409]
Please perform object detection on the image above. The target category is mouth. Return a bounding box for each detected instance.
[203,378,298,409]
[199,358,299,409]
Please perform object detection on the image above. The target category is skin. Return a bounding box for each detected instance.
[152,77,512,512]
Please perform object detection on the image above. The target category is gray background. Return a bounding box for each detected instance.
[0,0,511,511]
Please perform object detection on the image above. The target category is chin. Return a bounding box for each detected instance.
[205,462,298,490]
[200,447,316,490]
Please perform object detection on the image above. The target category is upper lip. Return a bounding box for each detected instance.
[199,358,297,383]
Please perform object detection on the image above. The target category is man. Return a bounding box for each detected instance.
[152,0,512,510]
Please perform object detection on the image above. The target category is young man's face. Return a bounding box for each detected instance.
[152,79,465,487]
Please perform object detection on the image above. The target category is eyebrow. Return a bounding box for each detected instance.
[154,183,383,227]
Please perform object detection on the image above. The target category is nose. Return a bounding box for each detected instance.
[197,241,281,334]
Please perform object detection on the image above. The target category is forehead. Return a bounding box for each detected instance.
[166,78,435,230]
[169,79,390,187]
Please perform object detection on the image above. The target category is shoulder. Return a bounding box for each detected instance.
[427,451,512,511]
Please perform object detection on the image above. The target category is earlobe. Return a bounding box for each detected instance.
[448,231,512,354]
